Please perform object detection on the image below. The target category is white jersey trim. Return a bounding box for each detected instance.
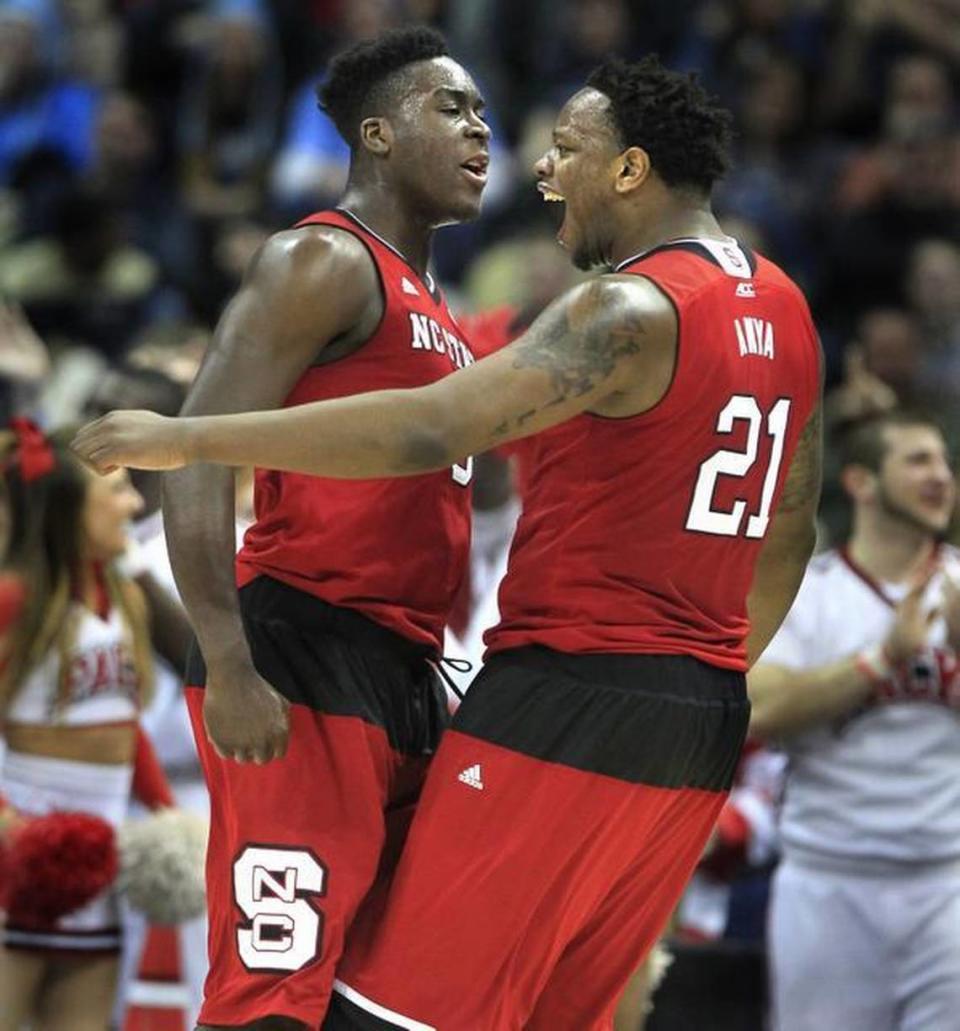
[337,208,437,295]
[332,979,436,1031]
[614,235,749,275]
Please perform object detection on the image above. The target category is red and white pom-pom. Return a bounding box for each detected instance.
[4,811,117,927]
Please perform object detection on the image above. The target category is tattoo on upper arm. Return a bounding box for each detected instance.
[496,280,646,438]
[778,402,822,512]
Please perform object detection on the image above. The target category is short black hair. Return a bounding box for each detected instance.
[318,26,450,148]
[840,410,946,473]
[585,55,733,194]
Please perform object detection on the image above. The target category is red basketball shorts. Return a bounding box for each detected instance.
[325,647,749,1031]
[187,576,448,1029]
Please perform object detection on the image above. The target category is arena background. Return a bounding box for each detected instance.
[0,1,958,1029]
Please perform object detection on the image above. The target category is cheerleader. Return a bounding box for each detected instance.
[0,419,152,1031]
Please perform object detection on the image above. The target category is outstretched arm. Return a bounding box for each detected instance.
[73,275,678,477]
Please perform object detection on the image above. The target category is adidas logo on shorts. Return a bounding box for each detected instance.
[457,763,484,790]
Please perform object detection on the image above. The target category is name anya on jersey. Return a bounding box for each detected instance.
[408,313,475,369]
[735,316,775,360]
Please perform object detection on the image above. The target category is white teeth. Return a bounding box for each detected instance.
[540,188,564,202]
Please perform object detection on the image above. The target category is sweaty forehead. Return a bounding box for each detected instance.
[555,88,618,145]
[396,56,479,102]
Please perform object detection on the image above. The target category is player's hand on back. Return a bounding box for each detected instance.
[72,410,192,473]
[202,658,290,763]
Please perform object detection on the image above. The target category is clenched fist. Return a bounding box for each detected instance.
[72,410,193,473]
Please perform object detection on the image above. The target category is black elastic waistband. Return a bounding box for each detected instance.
[240,575,434,668]
[485,645,746,702]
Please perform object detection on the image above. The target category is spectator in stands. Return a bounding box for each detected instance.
[0,0,101,185]
[0,186,164,359]
[86,91,198,298]
[907,238,960,396]
[177,0,283,222]
[0,301,49,423]
[751,412,960,1031]
[817,54,960,340]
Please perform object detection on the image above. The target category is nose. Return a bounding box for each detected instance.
[534,150,553,179]
[466,114,491,142]
[129,487,145,516]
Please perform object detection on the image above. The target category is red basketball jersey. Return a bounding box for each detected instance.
[485,238,821,670]
[236,210,475,652]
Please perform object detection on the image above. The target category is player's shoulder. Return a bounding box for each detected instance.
[242,222,378,307]
[262,222,376,276]
[599,271,679,326]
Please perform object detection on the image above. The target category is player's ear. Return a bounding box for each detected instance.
[360,117,393,156]
[613,147,650,195]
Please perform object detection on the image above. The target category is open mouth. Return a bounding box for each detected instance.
[460,155,489,187]
[538,181,569,247]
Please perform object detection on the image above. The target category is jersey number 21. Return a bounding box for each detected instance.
[686,395,791,539]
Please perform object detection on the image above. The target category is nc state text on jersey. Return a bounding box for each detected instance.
[409,313,475,370]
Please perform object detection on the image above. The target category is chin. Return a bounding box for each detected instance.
[101,539,128,563]
[912,513,950,537]
[434,191,483,226]
[454,198,484,223]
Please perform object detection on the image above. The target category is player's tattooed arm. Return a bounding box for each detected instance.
[72,275,675,479]
[399,275,673,469]
[496,280,647,415]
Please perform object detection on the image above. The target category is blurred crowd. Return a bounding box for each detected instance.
[0,0,957,440]
[0,0,959,1028]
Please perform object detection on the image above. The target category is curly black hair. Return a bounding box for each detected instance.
[586,55,733,194]
[318,26,450,148]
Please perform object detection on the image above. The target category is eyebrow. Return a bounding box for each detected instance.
[433,87,485,109]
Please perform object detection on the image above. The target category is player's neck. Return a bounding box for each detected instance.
[338,187,433,275]
[609,197,724,269]
[847,523,937,585]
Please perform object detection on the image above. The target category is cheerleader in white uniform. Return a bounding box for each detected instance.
[0,420,151,1031]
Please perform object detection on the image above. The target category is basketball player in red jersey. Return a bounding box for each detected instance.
[85,27,489,1031]
[76,56,822,1030]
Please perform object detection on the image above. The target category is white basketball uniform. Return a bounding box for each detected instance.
[763,547,960,1031]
